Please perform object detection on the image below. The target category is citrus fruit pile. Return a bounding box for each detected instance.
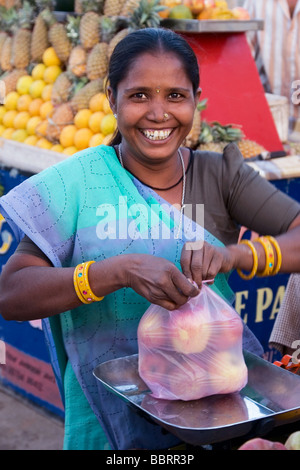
[0,45,116,155]
[59,92,117,156]
[0,47,61,149]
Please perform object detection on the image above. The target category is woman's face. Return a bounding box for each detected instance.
[108,51,201,164]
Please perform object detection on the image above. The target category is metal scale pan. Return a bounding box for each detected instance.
[93,351,300,446]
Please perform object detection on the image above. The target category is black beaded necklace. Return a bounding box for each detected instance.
[116,147,192,191]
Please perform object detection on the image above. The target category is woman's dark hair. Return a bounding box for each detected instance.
[106,27,200,146]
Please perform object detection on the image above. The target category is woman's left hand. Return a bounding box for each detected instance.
[180,241,235,287]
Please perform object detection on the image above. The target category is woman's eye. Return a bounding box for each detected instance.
[133,92,147,99]
[169,92,183,100]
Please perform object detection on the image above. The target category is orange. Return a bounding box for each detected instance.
[43,47,61,67]
[74,128,93,150]
[43,65,62,84]
[35,119,48,138]
[89,93,107,112]
[36,137,52,149]
[11,128,28,142]
[3,110,18,128]
[40,101,53,119]
[102,96,113,114]
[31,63,46,80]
[100,114,117,136]
[62,146,77,155]
[0,124,5,136]
[42,83,53,102]
[74,109,92,129]
[29,80,46,99]
[24,135,38,146]
[0,106,6,124]
[101,133,114,146]
[13,111,30,129]
[59,124,77,148]
[5,91,19,110]
[88,111,105,133]
[1,127,14,139]
[26,116,42,135]
[89,133,105,147]
[16,75,33,95]
[168,4,193,18]
[28,98,43,116]
[51,144,64,153]
[17,94,32,112]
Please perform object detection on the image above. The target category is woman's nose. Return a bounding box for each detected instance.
[147,99,166,122]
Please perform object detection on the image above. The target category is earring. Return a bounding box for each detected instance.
[114,113,117,118]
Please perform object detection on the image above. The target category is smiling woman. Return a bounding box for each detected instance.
[0,28,300,451]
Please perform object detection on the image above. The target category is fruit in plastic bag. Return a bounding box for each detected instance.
[138,284,248,401]
[238,438,287,451]
[285,431,300,450]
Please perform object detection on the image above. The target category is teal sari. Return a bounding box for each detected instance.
[0,145,238,449]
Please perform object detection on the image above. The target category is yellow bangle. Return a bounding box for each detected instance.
[237,239,258,280]
[265,236,282,275]
[73,265,89,304]
[254,236,275,277]
[74,261,104,304]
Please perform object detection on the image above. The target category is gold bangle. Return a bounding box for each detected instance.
[265,236,282,275]
[254,236,275,277]
[237,239,258,280]
[74,261,104,304]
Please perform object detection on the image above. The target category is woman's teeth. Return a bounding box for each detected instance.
[142,129,171,140]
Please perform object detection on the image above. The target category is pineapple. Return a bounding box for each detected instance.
[0,6,18,71]
[30,13,49,63]
[1,68,27,93]
[107,0,164,59]
[196,121,267,159]
[70,78,104,112]
[46,103,75,142]
[0,32,8,61]
[120,0,140,16]
[184,99,207,149]
[128,0,164,27]
[104,0,126,16]
[11,1,35,69]
[237,139,267,159]
[79,11,101,50]
[68,45,87,77]
[86,43,108,80]
[42,8,72,63]
[51,71,74,105]
[79,0,105,50]
[66,15,87,78]
[74,0,83,13]
[1,36,13,72]
[107,27,129,60]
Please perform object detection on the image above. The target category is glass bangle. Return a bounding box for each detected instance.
[236,239,258,280]
[254,236,275,277]
[265,236,282,275]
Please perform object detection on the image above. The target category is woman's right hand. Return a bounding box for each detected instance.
[122,253,200,310]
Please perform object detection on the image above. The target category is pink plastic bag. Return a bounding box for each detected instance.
[137,284,248,401]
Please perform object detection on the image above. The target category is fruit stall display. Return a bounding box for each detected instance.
[0,0,270,159]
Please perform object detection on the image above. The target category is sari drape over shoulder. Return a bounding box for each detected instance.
[0,145,259,449]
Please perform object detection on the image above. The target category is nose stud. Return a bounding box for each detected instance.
[163,113,169,121]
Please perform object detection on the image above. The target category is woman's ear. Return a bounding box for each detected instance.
[194,87,202,107]
[107,86,117,114]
